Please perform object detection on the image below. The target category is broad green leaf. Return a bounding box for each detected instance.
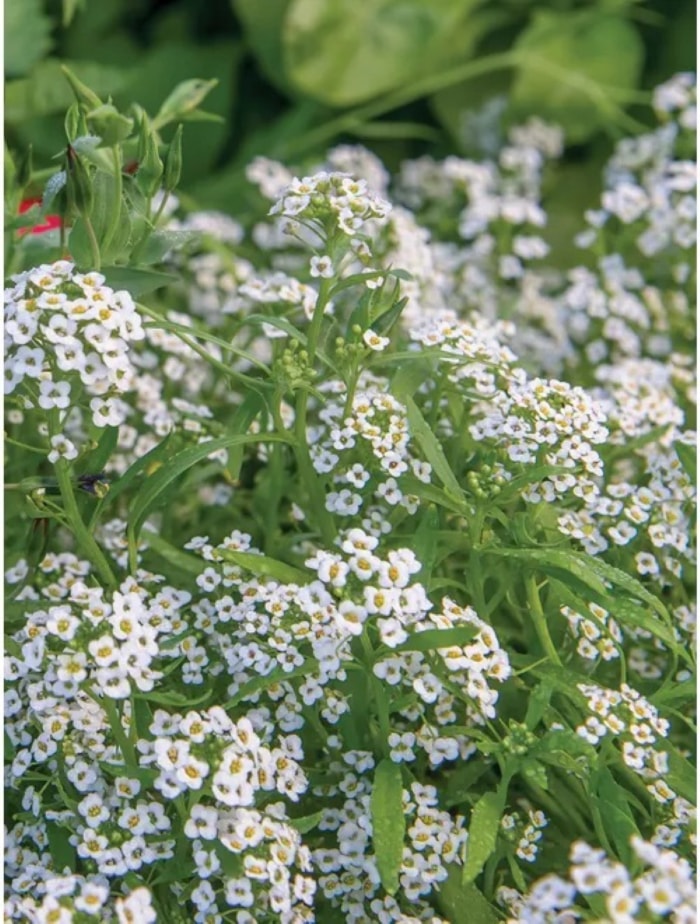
[510,11,644,143]
[5,0,53,78]
[371,758,405,895]
[402,395,464,501]
[463,790,505,884]
[47,823,77,873]
[68,219,95,271]
[437,866,500,924]
[283,0,483,107]
[128,432,294,541]
[216,549,310,585]
[232,0,292,91]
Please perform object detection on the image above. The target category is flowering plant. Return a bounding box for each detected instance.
[4,68,696,924]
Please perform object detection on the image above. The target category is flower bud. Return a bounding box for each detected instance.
[61,65,102,109]
[134,113,163,197]
[65,145,93,217]
[87,104,134,147]
[163,124,183,192]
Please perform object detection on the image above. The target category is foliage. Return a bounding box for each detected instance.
[2,5,697,923]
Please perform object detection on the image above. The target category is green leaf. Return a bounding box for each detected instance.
[482,547,609,602]
[231,0,292,91]
[77,425,119,475]
[592,767,640,864]
[510,11,644,143]
[6,59,128,123]
[666,742,697,803]
[283,0,484,107]
[289,811,323,834]
[5,0,53,78]
[104,432,175,507]
[128,432,294,542]
[142,529,207,576]
[139,229,200,266]
[225,660,318,708]
[673,439,696,482]
[436,866,500,924]
[402,395,465,502]
[62,0,86,27]
[68,219,95,270]
[47,823,77,873]
[216,549,310,585]
[371,758,405,895]
[101,266,178,296]
[393,626,479,654]
[463,790,505,884]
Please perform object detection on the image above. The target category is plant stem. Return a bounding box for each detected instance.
[524,572,562,666]
[54,458,117,588]
[307,276,333,363]
[101,146,123,253]
[83,215,101,270]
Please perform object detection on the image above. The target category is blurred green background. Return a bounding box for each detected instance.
[5,0,695,218]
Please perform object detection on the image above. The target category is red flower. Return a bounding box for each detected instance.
[18,197,62,235]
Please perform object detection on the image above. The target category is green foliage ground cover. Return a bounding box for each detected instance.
[4,1,697,922]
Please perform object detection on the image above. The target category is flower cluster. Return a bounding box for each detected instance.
[5,262,144,430]
[498,837,696,924]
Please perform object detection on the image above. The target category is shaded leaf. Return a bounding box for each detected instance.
[371,758,405,895]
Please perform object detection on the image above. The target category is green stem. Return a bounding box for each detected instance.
[101,146,123,253]
[54,458,117,588]
[294,390,336,545]
[524,573,562,666]
[83,215,101,270]
[307,276,333,363]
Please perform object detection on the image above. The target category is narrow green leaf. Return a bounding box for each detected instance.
[104,432,175,507]
[224,660,319,709]
[394,626,479,654]
[402,395,464,500]
[673,440,696,481]
[371,758,405,895]
[142,529,207,576]
[216,549,310,585]
[436,865,500,924]
[463,790,506,884]
[101,266,177,296]
[592,768,640,864]
[289,811,324,834]
[128,432,294,542]
[77,425,119,476]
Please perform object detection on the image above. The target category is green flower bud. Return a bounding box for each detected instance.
[65,145,93,217]
[64,103,83,143]
[87,103,134,147]
[163,124,183,192]
[135,116,164,197]
[61,65,103,109]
